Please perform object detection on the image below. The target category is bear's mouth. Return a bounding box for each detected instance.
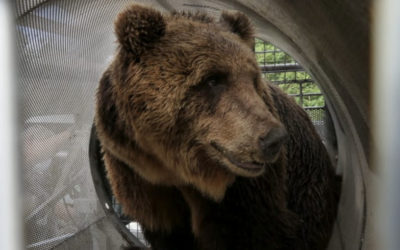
[210,142,265,173]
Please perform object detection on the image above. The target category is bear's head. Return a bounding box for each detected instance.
[96,5,288,200]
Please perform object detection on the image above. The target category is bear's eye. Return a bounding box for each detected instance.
[191,73,228,95]
[207,78,218,87]
[207,77,224,88]
[202,74,226,89]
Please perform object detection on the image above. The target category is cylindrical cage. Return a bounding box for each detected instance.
[17,0,372,249]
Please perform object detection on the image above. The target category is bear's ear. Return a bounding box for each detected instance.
[114,5,166,58]
[220,11,255,49]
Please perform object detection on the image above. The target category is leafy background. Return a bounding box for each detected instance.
[255,38,325,108]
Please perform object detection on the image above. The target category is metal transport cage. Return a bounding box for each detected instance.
[14,0,377,249]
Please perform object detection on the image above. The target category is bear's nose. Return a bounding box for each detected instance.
[258,127,289,162]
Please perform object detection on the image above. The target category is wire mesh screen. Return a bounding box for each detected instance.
[17,0,139,249]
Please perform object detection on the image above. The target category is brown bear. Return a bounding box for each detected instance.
[94,4,338,250]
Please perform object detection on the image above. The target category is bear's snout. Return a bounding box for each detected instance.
[258,127,288,163]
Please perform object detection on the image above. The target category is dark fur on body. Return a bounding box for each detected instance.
[95,5,338,250]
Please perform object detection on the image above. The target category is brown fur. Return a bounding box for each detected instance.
[95,4,338,250]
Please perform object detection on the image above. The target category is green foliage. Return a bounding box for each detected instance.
[302,83,321,94]
[255,38,295,65]
[302,95,325,107]
[255,38,324,108]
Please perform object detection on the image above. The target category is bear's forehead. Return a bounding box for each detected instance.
[151,20,257,72]
[165,17,232,43]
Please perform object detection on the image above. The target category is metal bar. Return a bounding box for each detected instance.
[0,2,22,250]
[259,64,303,73]
[270,79,314,85]
[287,93,322,97]
[299,75,303,106]
[255,50,282,54]
[374,0,400,249]
[26,233,74,249]
[304,106,325,110]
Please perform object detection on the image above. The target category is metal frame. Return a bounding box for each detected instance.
[88,125,148,249]
[374,0,400,249]
[0,1,23,250]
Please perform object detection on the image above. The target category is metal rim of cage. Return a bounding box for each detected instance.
[88,124,148,249]
[251,12,367,250]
